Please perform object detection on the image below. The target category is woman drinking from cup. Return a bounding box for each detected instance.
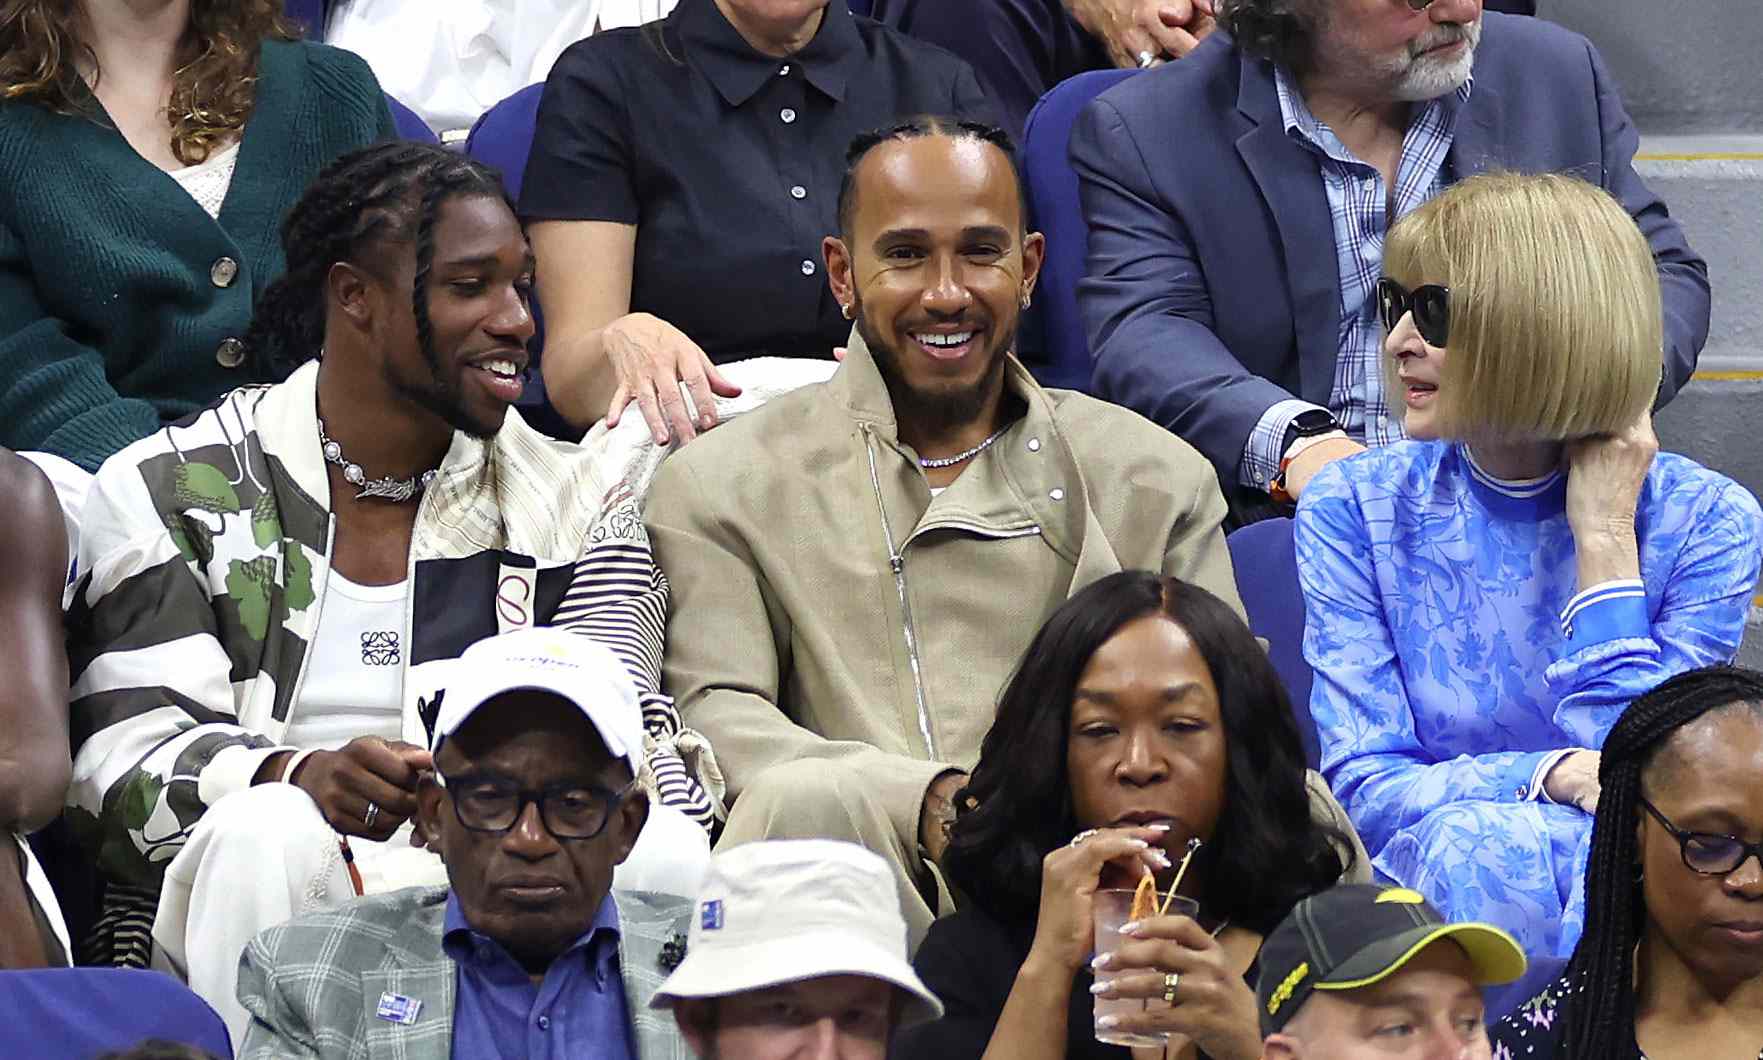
[896,572,1365,1060]
[1491,666,1763,1059]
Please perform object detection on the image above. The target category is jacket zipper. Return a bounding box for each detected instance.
[862,426,939,760]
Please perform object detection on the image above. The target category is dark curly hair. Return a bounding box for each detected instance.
[942,571,1352,936]
[1217,0,1325,72]
[1562,665,1763,1058]
[0,0,298,165]
[242,141,514,374]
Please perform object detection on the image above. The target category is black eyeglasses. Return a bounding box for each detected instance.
[435,771,636,840]
[1376,279,1451,347]
[1640,797,1763,876]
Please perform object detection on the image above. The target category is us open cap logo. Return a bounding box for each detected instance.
[701,899,724,931]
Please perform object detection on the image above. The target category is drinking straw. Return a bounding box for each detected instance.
[1157,838,1202,917]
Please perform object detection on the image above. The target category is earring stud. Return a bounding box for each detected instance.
[840,303,853,320]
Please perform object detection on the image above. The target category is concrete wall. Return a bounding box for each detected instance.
[1543,0,1763,134]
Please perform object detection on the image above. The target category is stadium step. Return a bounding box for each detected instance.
[1635,137,1763,664]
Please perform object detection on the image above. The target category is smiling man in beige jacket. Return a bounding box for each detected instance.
[643,118,1242,944]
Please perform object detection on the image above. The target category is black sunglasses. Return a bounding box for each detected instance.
[1640,797,1763,877]
[1376,278,1451,347]
[435,770,636,841]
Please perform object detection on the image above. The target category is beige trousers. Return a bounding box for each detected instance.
[715,761,950,950]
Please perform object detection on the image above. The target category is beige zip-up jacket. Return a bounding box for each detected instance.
[644,334,1242,851]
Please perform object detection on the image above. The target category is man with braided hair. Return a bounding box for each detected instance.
[66,141,691,1046]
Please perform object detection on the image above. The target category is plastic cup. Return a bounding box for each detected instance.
[1092,887,1200,1047]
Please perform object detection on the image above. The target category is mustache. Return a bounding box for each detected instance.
[1408,21,1477,58]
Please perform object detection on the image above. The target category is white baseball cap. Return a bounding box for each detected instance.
[430,627,645,776]
[651,839,944,1027]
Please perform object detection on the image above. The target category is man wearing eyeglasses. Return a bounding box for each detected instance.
[1072,0,1707,524]
[235,628,694,1060]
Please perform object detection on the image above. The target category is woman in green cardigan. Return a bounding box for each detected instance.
[0,0,395,472]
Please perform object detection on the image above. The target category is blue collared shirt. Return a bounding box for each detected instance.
[442,890,635,1060]
[1238,68,1472,490]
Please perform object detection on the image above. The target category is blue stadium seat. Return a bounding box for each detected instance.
[386,93,437,144]
[464,84,545,201]
[283,0,327,37]
[464,84,577,440]
[1225,516,1320,768]
[1018,69,1134,392]
[0,968,233,1058]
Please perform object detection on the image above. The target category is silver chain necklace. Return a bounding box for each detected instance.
[919,424,1010,469]
[317,419,439,503]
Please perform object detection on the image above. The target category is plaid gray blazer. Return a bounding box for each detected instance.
[237,885,693,1059]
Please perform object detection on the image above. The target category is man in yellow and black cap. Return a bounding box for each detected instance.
[1255,883,1527,1060]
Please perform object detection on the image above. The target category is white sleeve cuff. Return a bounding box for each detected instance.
[198,744,297,807]
[1527,749,1576,804]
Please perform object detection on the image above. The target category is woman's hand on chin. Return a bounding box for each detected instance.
[1024,826,1173,977]
[1090,915,1263,1060]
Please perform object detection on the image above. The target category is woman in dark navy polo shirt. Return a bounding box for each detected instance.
[522,0,997,445]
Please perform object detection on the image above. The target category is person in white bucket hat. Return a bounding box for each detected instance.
[653,839,943,1059]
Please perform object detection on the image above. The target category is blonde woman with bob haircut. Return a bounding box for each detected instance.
[0,0,394,475]
[1293,173,1762,962]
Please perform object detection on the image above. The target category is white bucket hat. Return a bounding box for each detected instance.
[651,839,943,1027]
[430,627,645,776]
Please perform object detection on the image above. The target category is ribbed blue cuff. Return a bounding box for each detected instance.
[1560,579,1648,648]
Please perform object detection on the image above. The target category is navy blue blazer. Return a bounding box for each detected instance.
[1071,13,1708,485]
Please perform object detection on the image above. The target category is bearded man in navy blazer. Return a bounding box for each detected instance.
[1072,0,1707,520]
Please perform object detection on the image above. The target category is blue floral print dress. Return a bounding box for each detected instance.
[1295,443,1761,957]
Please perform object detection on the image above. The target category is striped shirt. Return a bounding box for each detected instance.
[1239,70,1473,491]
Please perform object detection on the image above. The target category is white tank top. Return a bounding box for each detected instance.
[284,572,408,751]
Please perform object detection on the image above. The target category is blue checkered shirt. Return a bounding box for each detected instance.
[1239,70,1473,490]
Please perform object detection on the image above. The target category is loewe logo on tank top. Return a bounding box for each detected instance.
[361,631,401,667]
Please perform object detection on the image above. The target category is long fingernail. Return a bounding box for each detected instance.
[1129,839,1149,849]
[1096,1016,1122,1030]
[1091,953,1114,971]
[1089,979,1114,995]
[1148,850,1172,868]
[1119,921,1142,935]
[1147,822,1174,832]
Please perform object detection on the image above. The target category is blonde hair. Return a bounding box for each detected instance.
[1381,172,1661,442]
[0,0,297,166]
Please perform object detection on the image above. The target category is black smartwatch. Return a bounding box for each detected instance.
[1280,409,1342,457]
[1270,410,1342,504]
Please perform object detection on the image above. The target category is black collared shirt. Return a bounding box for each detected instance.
[521,0,997,362]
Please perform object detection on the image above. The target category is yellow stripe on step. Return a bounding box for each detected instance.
[1692,371,1763,382]
[1636,152,1763,161]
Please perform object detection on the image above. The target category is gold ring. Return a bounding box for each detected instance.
[1162,972,1180,1003]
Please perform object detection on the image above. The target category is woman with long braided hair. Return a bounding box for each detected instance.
[1490,666,1763,1059]
[0,0,395,474]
